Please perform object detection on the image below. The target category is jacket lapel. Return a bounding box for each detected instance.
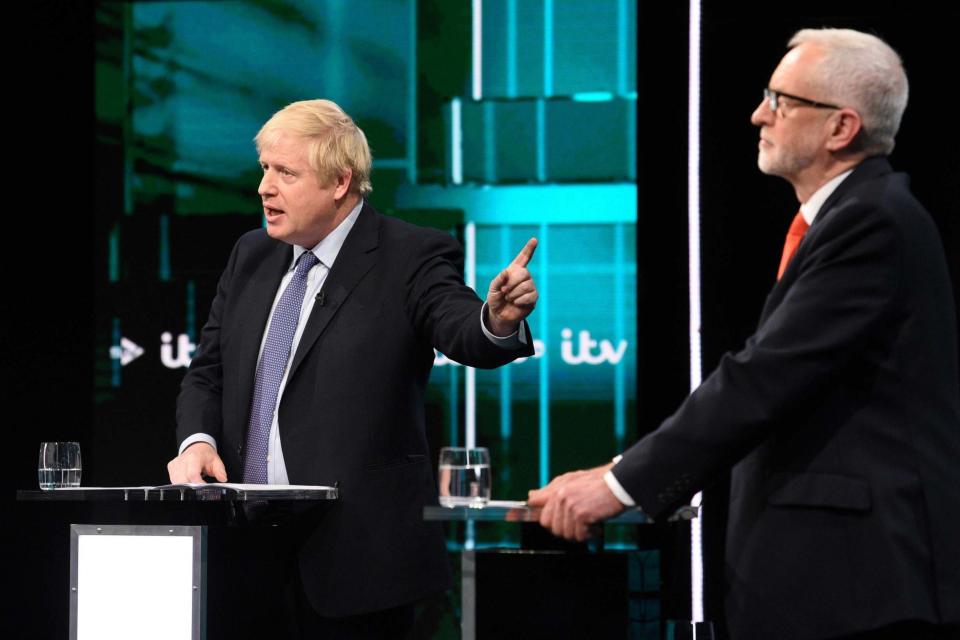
[808,156,892,233]
[759,156,894,322]
[287,201,380,381]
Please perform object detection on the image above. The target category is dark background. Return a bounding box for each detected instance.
[9,1,958,638]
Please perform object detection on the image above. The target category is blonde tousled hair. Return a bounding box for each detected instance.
[255,99,373,196]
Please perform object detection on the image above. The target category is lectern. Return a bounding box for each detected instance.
[16,486,337,640]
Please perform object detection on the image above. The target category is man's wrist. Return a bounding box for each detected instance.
[179,433,217,456]
[479,302,527,348]
[603,469,636,507]
[486,310,518,337]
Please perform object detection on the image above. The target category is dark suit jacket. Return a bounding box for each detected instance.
[176,201,533,617]
[613,157,960,639]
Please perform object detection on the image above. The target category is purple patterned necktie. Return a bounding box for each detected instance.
[243,251,320,483]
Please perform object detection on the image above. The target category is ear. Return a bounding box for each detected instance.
[825,108,862,152]
[333,169,353,200]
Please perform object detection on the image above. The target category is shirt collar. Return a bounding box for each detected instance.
[799,169,854,226]
[290,199,364,270]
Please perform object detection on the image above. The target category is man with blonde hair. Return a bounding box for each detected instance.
[168,99,539,637]
[530,28,960,639]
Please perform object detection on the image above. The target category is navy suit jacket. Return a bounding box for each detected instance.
[176,201,533,616]
[613,157,960,639]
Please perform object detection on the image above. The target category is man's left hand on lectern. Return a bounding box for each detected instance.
[167,442,228,484]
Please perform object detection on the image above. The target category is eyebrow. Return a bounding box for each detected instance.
[259,159,296,172]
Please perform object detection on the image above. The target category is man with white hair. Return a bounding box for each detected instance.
[529,28,960,639]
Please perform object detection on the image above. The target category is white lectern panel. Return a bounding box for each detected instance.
[70,525,204,640]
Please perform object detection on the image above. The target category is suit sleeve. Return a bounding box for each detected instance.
[614,196,904,519]
[404,228,534,367]
[174,237,242,447]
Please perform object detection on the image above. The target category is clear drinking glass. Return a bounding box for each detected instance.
[438,446,491,507]
[38,442,82,490]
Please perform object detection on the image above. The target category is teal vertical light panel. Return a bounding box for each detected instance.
[617,0,628,95]
[109,224,120,283]
[499,225,512,442]
[159,214,170,282]
[185,279,196,341]
[506,0,517,98]
[536,99,546,182]
[543,0,553,97]
[407,0,417,183]
[449,364,459,446]
[483,101,496,182]
[627,98,637,179]
[614,222,626,449]
[538,223,550,487]
[122,3,133,216]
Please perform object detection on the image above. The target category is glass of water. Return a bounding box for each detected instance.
[38,442,82,490]
[438,446,491,508]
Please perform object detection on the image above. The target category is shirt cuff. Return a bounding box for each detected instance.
[179,433,218,456]
[603,469,636,507]
[480,302,528,348]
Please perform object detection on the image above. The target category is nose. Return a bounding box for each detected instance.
[258,171,276,198]
[751,99,772,127]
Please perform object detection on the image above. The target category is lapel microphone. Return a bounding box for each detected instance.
[316,291,326,306]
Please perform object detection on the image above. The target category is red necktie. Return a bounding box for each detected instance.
[777,211,809,280]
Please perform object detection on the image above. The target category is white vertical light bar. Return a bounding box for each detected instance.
[465,221,478,553]
[688,0,705,626]
[451,98,463,185]
[472,0,483,100]
[465,222,478,450]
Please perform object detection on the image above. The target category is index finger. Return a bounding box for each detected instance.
[511,237,538,267]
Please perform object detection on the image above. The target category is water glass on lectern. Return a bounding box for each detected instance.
[438,446,491,507]
[38,441,82,489]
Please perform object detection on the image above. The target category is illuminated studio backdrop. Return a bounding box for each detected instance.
[95,0,640,525]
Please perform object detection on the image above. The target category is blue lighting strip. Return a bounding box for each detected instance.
[476,263,636,276]
[572,92,614,102]
[109,224,120,283]
[159,214,170,282]
[449,364,459,447]
[543,0,553,97]
[627,98,637,180]
[617,0,628,95]
[483,101,495,182]
[395,183,637,225]
[499,225,512,443]
[614,222,626,448]
[536,99,546,182]
[375,158,413,169]
[506,0,517,98]
[186,279,196,341]
[111,317,122,388]
[538,222,550,487]
[407,0,417,183]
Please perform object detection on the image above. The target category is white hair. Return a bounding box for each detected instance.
[789,28,908,155]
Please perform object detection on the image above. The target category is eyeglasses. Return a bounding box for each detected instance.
[763,88,842,114]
